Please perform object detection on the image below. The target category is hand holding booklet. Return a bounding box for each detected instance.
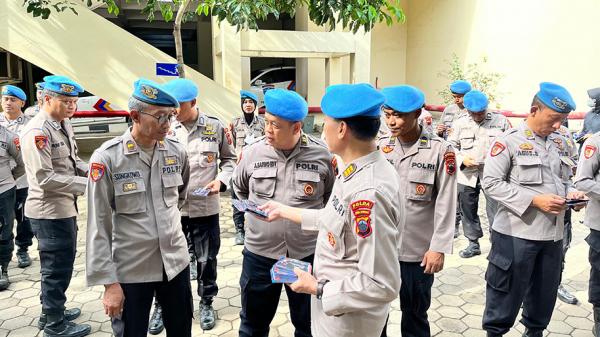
[231,199,269,218]
[270,257,312,283]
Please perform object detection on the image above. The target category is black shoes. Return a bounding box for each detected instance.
[0,263,9,291]
[235,230,245,246]
[38,308,82,330]
[200,302,216,330]
[42,311,90,337]
[459,241,481,258]
[148,303,164,335]
[16,250,32,268]
[557,284,578,305]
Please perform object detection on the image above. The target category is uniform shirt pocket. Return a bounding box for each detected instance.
[114,178,147,214]
[407,168,435,202]
[295,170,322,201]
[162,174,183,207]
[250,167,277,198]
[515,156,543,185]
[50,144,70,159]
[321,212,347,259]
[559,156,574,182]
[459,131,475,150]
[198,142,219,168]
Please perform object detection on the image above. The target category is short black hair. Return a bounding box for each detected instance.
[336,116,381,141]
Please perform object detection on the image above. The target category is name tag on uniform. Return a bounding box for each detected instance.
[203,125,216,135]
[123,182,138,192]
[165,156,177,166]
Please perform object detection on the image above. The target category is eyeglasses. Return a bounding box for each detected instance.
[138,110,174,124]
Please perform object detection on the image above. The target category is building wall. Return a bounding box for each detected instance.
[405,0,600,112]
[370,1,409,88]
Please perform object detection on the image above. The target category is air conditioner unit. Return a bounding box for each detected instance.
[0,49,23,82]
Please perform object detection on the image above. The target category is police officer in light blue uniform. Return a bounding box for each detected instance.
[232,89,336,337]
[0,85,34,269]
[437,80,472,138]
[230,90,265,245]
[378,85,456,337]
[482,82,585,337]
[438,80,471,238]
[21,75,91,337]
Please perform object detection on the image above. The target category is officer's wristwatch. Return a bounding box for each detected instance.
[316,279,330,300]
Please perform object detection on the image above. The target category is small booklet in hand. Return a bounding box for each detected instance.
[191,187,211,197]
[232,199,269,217]
[270,257,312,283]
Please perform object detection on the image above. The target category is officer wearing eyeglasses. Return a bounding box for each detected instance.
[86,78,192,337]
[20,75,90,337]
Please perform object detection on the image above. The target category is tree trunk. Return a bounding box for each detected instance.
[173,0,191,78]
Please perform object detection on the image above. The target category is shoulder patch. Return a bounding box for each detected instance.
[351,200,374,238]
[13,138,20,151]
[490,142,506,157]
[444,151,456,175]
[34,135,48,150]
[90,163,105,182]
[585,145,597,159]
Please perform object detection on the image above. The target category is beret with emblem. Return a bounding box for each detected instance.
[463,90,488,112]
[536,82,575,113]
[264,88,307,122]
[240,90,258,104]
[450,80,472,95]
[381,85,425,113]
[163,78,198,103]
[43,75,84,97]
[1,85,26,101]
[321,83,384,118]
[35,82,45,91]
[132,78,179,108]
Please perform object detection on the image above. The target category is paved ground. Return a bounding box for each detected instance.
[0,194,596,337]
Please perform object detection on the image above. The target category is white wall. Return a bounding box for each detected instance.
[406,0,600,113]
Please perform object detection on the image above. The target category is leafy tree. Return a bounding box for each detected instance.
[437,53,504,108]
[23,0,405,78]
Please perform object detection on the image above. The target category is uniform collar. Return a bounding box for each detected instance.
[342,150,381,181]
[121,127,168,155]
[240,113,258,127]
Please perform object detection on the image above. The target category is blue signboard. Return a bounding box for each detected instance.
[156,63,180,77]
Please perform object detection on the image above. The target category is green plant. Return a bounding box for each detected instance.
[437,53,504,108]
[22,0,406,33]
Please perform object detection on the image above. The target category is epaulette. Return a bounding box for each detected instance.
[97,136,122,152]
[305,134,328,149]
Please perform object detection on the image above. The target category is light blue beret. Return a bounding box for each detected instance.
[162,78,198,103]
[42,75,84,97]
[264,89,307,121]
[450,80,472,95]
[240,90,258,103]
[321,83,384,119]
[381,85,425,113]
[35,82,45,91]
[463,90,489,112]
[1,85,26,101]
[132,78,179,108]
[536,82,576,113]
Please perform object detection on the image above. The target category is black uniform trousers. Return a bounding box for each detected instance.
[239,249,312,337]
[458,179,498,241]
[380,262,434,337]
[0,187,16,264]
[111,267,193,337]
[587,228,600,306]
[14,188,33,252]
[230,181,245,233]
[30,217,77,314]
[483,230,562,336]
[182,214,220,303]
